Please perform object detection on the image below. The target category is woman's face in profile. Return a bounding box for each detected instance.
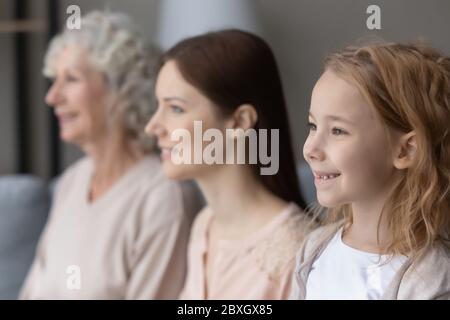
[45,45,112,148]
[146,60,232,180]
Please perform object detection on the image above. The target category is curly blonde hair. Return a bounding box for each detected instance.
[43,10,160,152]
[322,42,450,258]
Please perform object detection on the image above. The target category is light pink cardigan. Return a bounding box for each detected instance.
[179,203,311,300]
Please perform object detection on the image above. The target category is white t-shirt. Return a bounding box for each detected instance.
[305,228,408,300]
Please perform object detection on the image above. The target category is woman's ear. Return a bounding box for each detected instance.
[393,131,417,169]
[228,104,258,131]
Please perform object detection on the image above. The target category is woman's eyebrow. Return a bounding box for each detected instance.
[163,97,188,104]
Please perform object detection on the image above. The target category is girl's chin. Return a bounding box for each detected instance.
[317,194,342,208]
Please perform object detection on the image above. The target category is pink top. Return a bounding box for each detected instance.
[179,203,310,300]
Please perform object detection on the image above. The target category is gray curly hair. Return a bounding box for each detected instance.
[43,10,159,152]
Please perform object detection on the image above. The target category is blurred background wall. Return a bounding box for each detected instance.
[1,0,449,179]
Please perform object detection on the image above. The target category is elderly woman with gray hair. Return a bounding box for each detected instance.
[19,11,200,299]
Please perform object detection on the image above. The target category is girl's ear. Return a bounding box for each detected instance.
[393,131,417,169]
[227,104,258,132]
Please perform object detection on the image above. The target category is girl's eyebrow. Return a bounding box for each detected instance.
[325,115,355,125]
[309,112,354,126]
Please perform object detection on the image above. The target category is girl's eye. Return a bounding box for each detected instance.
[307,122,317,131]
[170,105,184,114]
[331,127,347,136]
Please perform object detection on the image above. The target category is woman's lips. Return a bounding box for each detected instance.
[160,147,172,160]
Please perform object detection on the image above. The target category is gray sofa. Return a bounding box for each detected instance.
[0,163,315,299]
[0,175,50,299]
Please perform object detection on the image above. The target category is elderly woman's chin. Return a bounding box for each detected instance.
[59,123,87,146]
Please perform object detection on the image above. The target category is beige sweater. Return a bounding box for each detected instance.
[20,155,201,299]
[290,221,450,300]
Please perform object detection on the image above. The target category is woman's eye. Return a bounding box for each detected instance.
[170,105,184,114]
[331,127,347,135]
[307,122,317,131]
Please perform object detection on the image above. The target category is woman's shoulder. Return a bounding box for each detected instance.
[135,155,203,224]
[52,157,91,196]
[248,204,313,279]
[188,206,212,242]
[59,156,91,180]
[132,155,184,198]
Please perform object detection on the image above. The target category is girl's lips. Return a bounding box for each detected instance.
[313,171,341,179]
[313,171,341,186]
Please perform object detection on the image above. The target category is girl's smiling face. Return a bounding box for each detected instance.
[303,70,398,208]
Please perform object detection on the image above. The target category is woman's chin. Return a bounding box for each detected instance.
[162,161,196,181]
[162,162,185,180]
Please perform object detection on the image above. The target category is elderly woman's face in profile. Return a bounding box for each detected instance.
[45,45,111,147]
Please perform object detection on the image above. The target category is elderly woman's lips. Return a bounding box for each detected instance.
[56,113,78,126]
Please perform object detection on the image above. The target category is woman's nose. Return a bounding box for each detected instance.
[145,110,165,138]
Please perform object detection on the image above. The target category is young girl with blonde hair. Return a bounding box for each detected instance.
[292,42,450,299]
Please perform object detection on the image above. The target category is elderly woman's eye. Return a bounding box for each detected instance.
[66,74,79,82]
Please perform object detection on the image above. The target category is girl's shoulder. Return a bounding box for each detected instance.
[297,221,345,264]
[400,241,450,299]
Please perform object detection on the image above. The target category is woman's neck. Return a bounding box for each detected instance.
[196,164,287,238]
[83,133,145,202]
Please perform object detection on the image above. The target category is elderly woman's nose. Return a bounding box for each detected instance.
[45,81,63,107]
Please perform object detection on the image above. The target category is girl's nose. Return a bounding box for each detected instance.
[303,135,326,162]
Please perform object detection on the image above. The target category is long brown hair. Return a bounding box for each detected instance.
[157,29,306,209]
[323,42,450,258]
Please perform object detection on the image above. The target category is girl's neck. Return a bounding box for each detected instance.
[342,197,392,254]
